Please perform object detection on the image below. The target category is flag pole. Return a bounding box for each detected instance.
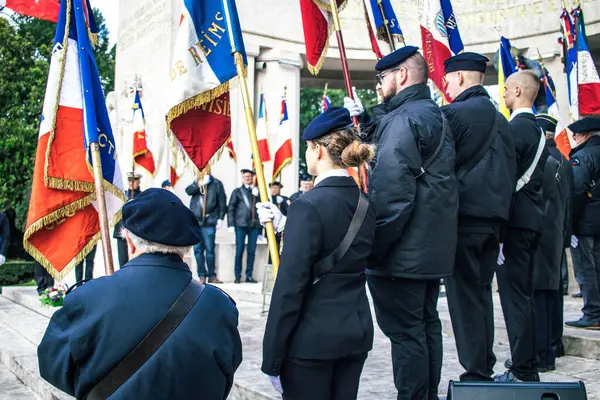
[90,142,115,275]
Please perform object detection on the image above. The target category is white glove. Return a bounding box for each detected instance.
[252,187,259,197]
[216,219,223,230]
[497,243,505,266]
[256,202,286,233]
[571,235,579,249]
[0,255,5,266]
[202,175,211,185]
[268,376,283,394]
[343,87,364,117]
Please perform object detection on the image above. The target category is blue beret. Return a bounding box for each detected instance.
[302,107,353,141]
[375,46,419,71]
[536,114,558,133]
[241,169,255,175]
[569,117,600,134]
[122,188,202,246]
[160,180,171,188]
[444,52,489,73]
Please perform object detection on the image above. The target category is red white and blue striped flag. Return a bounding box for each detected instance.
[24,0,125,279]
[273,97,293,181]
[574,6,600,117]
[167,0,247,176]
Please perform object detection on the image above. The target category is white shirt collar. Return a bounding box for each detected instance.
[509,108,534,121]
[314,169,349,187]
[244,184,252,189]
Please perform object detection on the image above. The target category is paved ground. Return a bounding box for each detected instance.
[0,362,39,400]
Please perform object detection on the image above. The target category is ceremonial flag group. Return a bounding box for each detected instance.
[273,96,293,180]
[364,0,403,50]
[419,0,464,102]
[0,0,60,22]
[574,7,600,117]
[24,0,125,279]
[541,70,571,158]
[166,0,247,177]
[132,90,156,176]
[256,93,272,162]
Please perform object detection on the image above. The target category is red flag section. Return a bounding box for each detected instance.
[273,98,293,180]
[227,139,237,161]
[132,91,156,175]
[3,0,59,22]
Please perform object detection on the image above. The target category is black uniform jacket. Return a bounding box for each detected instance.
[227,186,261,229]
[261,176,375,376]
[534,142,572,290]
[185,178,228,227]
[112,189,141,238]
[362,83,458,279]
[509,112,548,233]
[570,135,600,236]
[442,85,517,228]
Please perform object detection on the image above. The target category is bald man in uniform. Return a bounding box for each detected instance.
[496,70,548,382]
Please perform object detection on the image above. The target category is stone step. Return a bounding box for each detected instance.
[0,361,40,400]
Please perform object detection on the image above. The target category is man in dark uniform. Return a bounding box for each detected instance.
[289,176,313,203]
[346,46,458,399]
[37,189,242,399]
[74,245,96,282]
[496,70,548,383]
[113,172,142,267]
[566,117,600,330]
[441,53,517,382]
[186,171,227,284]
[267,181,288,264]
[528,114,572,371]
[228,169,261,283]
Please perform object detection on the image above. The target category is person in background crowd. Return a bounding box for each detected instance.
[566,117,600,330]
[259,107,376,399]
[37,189,242,399]
[0,210,9,267]
[75,246,97,282]
[441,52,517,382]
[289,176,314,203]
[527,114,572,372]
[267,181,288,265]
[113,172,142,267]
[345,46,458,399]
[161,180,173,191]
[496,70,548,383]
[186,171,227,284]
[228,169,261,284]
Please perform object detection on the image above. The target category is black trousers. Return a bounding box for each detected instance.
[75,246,96,282]
[368,276,442,400]
[280,353,368,400]
[533,290,557,368]
[116,238,129,267]
[497,228,541,381]
[445,229,498,381]
[35,262,54,295]
[551,257,566,349]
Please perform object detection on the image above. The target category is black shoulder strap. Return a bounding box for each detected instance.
[456,111,500,181]
[85,279,206,400]
[313,194,369,284]
[416,111,449,178]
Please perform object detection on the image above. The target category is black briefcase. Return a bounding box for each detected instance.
[447,380,588,399]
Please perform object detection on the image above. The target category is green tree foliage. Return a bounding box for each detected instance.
[298,88,378,179]
[0,10,115,230]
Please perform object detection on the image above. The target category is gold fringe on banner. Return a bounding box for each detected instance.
[306,0,348,75]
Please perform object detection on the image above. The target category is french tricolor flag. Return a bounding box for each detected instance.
[24,0,125,279]
[419,0,464,103]
[574,7,600,117]
[273,97,293,181]
[542,71,571,158]
[256,93,272,162]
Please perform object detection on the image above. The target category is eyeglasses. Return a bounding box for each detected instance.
[376,68,401,85]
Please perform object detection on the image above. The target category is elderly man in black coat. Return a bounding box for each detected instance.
[345,46,458,400]
[566,117,600,330]
[441,53,517,382]
[496,70,548,383]
[38,189,242,399]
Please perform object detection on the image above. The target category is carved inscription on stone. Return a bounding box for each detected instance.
[119,0,168,52]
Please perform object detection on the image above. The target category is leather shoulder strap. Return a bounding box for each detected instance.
[416,111,449,178]
[456,111,500,181]
[313,194,369,284]
[85,279,206,400]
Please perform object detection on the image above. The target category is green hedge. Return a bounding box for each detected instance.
[0,260,35,287]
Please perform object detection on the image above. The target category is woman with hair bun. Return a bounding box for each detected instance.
[258,107,376,399]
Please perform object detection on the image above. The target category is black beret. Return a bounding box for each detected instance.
[160,180,171,188]
[375,45,419,72]
[569,117,600,134]
[122,188,202,246]
[444,52,489,73]
[240,169,255,175]
[536,114,558,133]
[269,181,283,188]
[302,107,353,141]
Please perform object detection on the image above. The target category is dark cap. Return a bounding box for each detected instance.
[536,114,558,133]
[375,45,419,72]
[443,52,489,73]
[569,117,600,134]
[302,107,353,141]
[161,180,171,188]
[240,169,256,175]
[122,188,202,246]
[269,181,283,188]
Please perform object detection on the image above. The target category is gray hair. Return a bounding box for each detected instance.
[121,229,191,259]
